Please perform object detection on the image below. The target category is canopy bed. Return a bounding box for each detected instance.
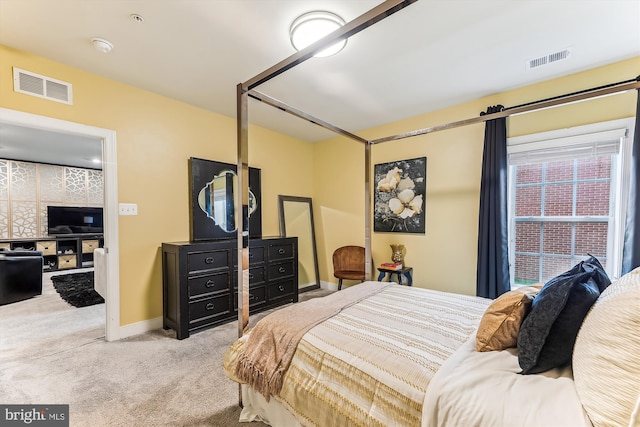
[228,0,640,425]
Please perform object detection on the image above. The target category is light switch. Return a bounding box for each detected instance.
[119,203,138,216]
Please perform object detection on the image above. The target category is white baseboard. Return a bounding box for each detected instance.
[320,281,338,292]
[117,316,163,340]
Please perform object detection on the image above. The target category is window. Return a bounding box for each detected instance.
[508,119,634,287]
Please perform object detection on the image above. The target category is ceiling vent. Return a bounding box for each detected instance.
[13,68,73,105]
[526,48,572,70]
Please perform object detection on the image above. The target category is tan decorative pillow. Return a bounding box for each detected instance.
[476,285,541,352]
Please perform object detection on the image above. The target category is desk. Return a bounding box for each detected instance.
[377,267,413,286]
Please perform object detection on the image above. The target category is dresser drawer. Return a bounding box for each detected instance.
[189,294,231,323]
[189,271,229,298]
[268,243,295,261]
[267,279,295,302]
[233,245,266,265]
[234,286,267,309]
[36,240,57,255]
[268,260,295,280]
[188,249,229,272]
[58,254,77,269]
[81,239,99,254]
[233,266,266,287]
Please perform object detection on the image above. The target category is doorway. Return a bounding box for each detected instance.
[0,108,120,340]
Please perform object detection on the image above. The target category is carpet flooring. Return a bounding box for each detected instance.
[51,272,104,308]
[0,276,333,427]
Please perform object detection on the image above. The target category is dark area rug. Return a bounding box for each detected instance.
[51,272,104,308]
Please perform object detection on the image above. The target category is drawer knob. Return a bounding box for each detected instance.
[249,253,254,258]
[248,273,254,280]
[278,285,285,292]
[205,257,215,264]
[278,248,286,254]
[206,303,215,310]
[278,266,286,273]
[205,280,215,288]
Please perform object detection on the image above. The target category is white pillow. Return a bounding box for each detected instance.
[572,267,640,427]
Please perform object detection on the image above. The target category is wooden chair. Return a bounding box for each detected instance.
[332,245,366,290]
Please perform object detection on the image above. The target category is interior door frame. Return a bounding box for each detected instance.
[0,108,121,341]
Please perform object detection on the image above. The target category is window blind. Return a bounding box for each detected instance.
[508,128,625,165]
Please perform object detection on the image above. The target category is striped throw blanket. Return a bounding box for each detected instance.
[234,281,393,400]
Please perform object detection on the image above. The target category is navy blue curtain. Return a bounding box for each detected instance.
[622,85,640,274]
[476,105,511,299]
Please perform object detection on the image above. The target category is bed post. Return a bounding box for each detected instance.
[237,83,250,339]
[364,141,372,280]
[237,83,249,405]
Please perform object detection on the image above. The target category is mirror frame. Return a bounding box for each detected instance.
[189,157,262,241]
[278,195,320,291]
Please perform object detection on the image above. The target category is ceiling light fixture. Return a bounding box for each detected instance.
[289,11,347,58]
[91,38,113,54]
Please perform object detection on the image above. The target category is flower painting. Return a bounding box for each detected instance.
[374,157,426,233]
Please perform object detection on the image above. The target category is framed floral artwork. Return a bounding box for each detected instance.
[373,157,426,233]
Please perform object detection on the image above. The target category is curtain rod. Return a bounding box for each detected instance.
[370,77,640,145]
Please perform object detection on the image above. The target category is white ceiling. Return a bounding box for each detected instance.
[0,0,638,167]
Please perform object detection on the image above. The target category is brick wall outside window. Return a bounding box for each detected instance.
[512,156,612,284]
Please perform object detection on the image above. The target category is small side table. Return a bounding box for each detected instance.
[377,267,413,286]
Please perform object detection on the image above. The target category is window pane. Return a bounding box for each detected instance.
[545,160,574,182]
[542,256,574,281]
[515,222,540,253]
[577,156,611,180]
[514,254,540,284]
[516,164,542,185]
[544,183,573,216]
[515,186,541,216]
[575,222,608,258]
[542,222,572,255]
[576,181,610,216]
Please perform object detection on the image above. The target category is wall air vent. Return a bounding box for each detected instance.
[13,68,73,105]
[526,48,572,70]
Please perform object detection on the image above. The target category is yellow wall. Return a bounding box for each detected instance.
[0,45,314,326]
[314,56,640,295]
[2,43,637,320]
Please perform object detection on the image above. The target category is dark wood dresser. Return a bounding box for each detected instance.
[162,237,298,339]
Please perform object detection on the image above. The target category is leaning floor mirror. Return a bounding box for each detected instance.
[278,195,320,292]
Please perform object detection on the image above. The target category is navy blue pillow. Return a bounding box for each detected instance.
[517,256,610,374]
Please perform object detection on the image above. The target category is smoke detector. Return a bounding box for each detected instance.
[91,38,114,53]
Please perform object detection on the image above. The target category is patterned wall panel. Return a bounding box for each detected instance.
[39,164,64,202]
[0,202,7,239]
[0,160,8,200]
[10,162,37,201]
[0,160,7,239]
[87,169,104,204]
[64,167,87,204]
[11,200,38,238]
[0,159,103,239]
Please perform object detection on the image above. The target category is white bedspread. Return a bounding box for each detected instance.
[422,337,592,427]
